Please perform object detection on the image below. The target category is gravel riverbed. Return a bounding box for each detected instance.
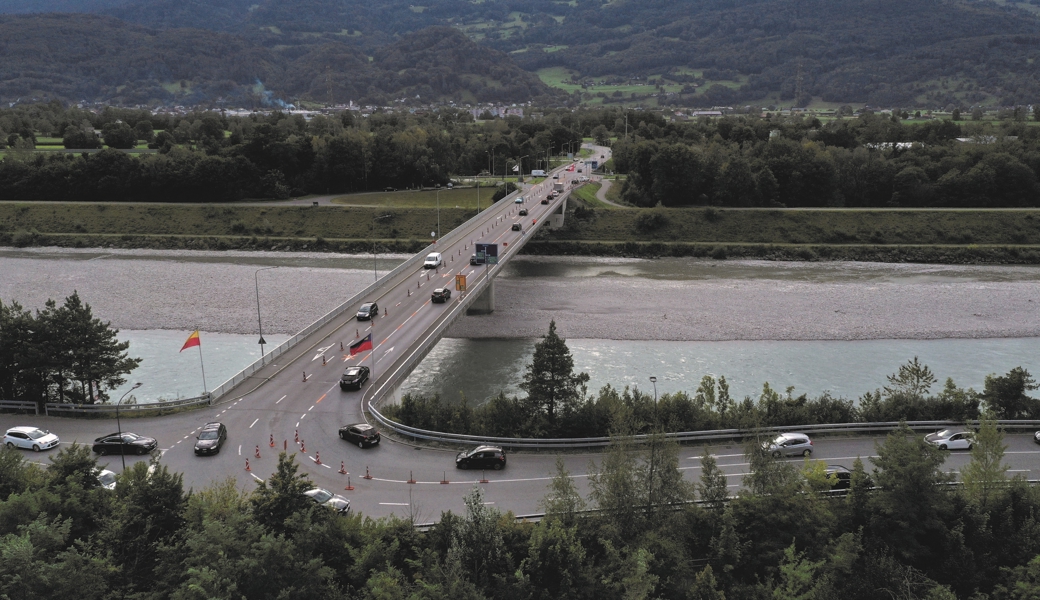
[2,247,1040,341]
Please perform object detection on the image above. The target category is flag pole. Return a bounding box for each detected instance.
[196,332,207,392]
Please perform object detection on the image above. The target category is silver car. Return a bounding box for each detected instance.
[765,433,814,458]
[304,487,351,514]
[3,426,60,451]
[924,429,974,451]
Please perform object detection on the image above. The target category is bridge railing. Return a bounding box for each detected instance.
[364,412,1040,449]
[207,184,526,404]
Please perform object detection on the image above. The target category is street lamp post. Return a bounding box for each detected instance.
[518,155,529,183]
[648,375,658,512]
[115,382,142,471]
[255,266,278,365]
[436,188,440,240]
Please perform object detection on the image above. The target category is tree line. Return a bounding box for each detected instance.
[0,292,139,408]
[383,323,1038,439]
[3,414,1040,598]
[4,103,1040,207]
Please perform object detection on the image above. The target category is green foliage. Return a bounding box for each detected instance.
[491,181,519,202]
[960,411,1011,509]
[983,366,1040,419]
[539,456,586,526]
[519,320,590,429]
[249,452,316,534]
[0,292,140,407]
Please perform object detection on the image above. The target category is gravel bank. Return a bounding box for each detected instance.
[3,248,1040,341]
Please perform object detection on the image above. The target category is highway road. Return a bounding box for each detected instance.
[11,143,1037,519]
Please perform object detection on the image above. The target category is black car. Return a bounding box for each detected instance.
[304,487,351,514]
[511,223,522,231]
[456,445,506,470]
[824,465,852,490]
[339,423,380,448]
[470,254,481,265]
[340,365,370,390]
[194,422,227,456]
[356,302,378,321]
[431,288,451,303]
[518,208,528,216]
[541,198,550,205]
[93,432,158,455]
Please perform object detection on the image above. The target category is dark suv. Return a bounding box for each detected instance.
[340,365,370,390]
[339,423,380,448]
[194,422,227,456]
[356,302,378,320]
[456,445,507,470]
[431,288,451,303]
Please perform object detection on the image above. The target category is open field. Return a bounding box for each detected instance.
[4,202,1040,263]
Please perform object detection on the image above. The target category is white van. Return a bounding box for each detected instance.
[424,252,443,269]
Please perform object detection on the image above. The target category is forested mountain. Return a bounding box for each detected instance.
[0,15,556,106]
[1,0,1039,106]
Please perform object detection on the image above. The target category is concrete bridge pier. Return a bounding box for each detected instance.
[547,196,567,229]
[466,278,495,314]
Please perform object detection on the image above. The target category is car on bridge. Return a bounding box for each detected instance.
[340,365,370,390]
[456,445,507,470]
[356,302,379,320]
[93,432,158,455]
[470,254,482,265]
[423,252,443,269]
[304,487,351,514]
[431,288,451,303]
[3,426,60,452]
[518,208,528,216]
[194,422,227,456]
[339,423,380,448]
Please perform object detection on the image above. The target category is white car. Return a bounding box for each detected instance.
[3,426,60,451]
[924,429,975,450]
[764,432,813,457]
[304,487,351,514]
[97,469,117,490]
[423,252,442,269]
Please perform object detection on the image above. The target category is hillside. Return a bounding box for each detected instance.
[0,15,557,105]
[2,0,1040,106]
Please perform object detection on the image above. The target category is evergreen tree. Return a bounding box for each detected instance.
[520,320,590,432]
[960,410,1010,509]
[698,447,730,510]
[540,456,587,525]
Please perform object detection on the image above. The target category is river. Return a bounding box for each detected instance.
[2,248,1039,405]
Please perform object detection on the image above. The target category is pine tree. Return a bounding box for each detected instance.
[520,320,590,431]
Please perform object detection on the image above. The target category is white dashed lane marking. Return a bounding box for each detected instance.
[249,418,259,428]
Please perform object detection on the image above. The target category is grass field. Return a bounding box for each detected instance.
[5,202,1040,257]
[330,186,512,210]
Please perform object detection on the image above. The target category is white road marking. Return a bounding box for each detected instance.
[300,413,307,420]
[251,474,264,482]
[380,502,410,506]
[237,445,241,455]
[308,406,314,411]
[276,395,286,404]
[295,421,300,427]
[249,418,259,428]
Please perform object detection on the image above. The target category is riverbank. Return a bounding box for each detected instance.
[2,248,1039,342]
[4,202,1040,264]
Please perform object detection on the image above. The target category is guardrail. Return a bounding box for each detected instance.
[365,412,1040,450]
[0,400,39,415]
[41,394,212,417]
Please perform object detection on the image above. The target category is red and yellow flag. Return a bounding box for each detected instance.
[180,330,201,352]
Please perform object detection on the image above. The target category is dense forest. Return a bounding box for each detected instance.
[0,16,558,106]
[2,0,1040,106]
[4,419,1040,598]
[3,104,1040,208]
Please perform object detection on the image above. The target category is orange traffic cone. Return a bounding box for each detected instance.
[254,445,260,459]
[245,459,251,471]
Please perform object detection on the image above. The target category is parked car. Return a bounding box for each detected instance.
[764,433,813,458]
[339,423,380,448]
[519,208,528,216]
[925,429,975,450]
[424,252,443,269]
[3,426,60,452]
[304,487,351,514]
[511,223,522,231]
[456,445,507,470]
[97,469,117,490]
[431,288,452,303]
[93,432,158,455]
[194,422,227,455]
[356,301,378,320]
[340,365,370,390]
